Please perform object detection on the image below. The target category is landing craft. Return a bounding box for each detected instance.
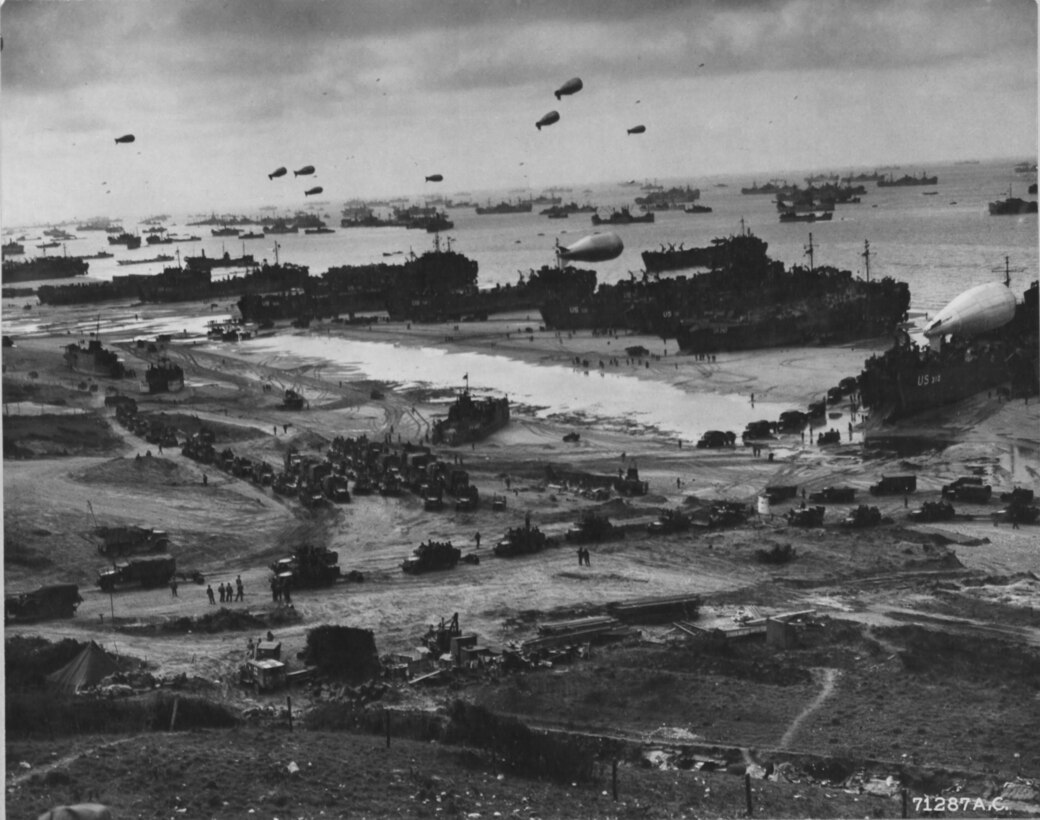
[268,167,287,180]
[556,232,623,263]
[536,111,560,131]
[554,77,583,100]
[114,134,135,144]
[294,165,315,177]
[627,125,646,135]
[425,174,443,182]
[304,186,324,196]
[923,282,1016,340]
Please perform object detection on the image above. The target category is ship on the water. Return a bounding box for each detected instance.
[430,389,510,446]
[117,255,175,266]
[633,185,701,210]
[107,232,142,249]
[591,207,654,225]
[779,210,833,223]
[541,226,910,354]
[475,200,533,215]
[988,187,1038,216]
[184,250,256,272]
[234,235,597,326]
[540,202,597,217]
[3,241,26,257]
[858,276,1038,422]
[741,180,795,196]
[641,241,716,274]
[3,255,89,284]
[877,172,938,187]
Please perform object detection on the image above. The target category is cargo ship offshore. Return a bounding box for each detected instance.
[540,226,911,354]
[3,255,89,284]
[858,276,1039,422]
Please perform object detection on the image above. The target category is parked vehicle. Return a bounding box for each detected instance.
[648,509,691,534]
[840,505,882,528]
[786,505,825,527]
[269,545,340,588]
[809,486,856,503]
[97,554,176,592]
[402,540,461,573]
[942,477,992,502]
[908,501,956,522]
[240,658,287,694]
[870,474,917,495]
[92,525,170,556]
[565,512,621,543]
[5,584,82,624]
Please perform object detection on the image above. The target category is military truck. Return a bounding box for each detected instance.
[565,512,621,543]
[1000,487,1035,504]
[269,545,341,588]
[92,525,170,556]
[908,501,956,522]
[809,486,856,503]
[5,584,83,624]
[785,505,826,527]
[402,540,461,573]
[494,521,556,556]
[993,500,1040,525]
[941,477,992,502]
[321,474,351,503]
[764,485,799,504]
[454,485,480,512]
[240,658,287,694]
[707,501,749,529]
[870,474,917,495]
[647,509,691,534]
[98,554,176,592]
[840,505,882,528]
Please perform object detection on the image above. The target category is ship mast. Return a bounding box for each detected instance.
[804,232,815,274]
[862,239,871,282]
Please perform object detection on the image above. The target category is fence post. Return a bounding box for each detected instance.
[612,759,618,801]
[744,772,753,816]
[287,696,293,732]
[168,697,179,732]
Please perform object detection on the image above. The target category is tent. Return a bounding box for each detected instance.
[46,641,122,693]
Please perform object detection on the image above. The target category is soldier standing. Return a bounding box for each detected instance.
[236,575,244,601]
[206,585,215,605]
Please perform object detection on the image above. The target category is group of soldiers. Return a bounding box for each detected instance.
[204,576,245,604]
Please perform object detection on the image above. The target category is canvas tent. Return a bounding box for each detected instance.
[46,641,121,693]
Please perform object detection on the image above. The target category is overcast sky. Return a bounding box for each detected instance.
[1,0,1036,225]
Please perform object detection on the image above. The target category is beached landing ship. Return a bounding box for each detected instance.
[141,358,185,394]
[64,339,126,379]
[543,226,910,352]
[430,390,510,446]
[858,277,1039,422]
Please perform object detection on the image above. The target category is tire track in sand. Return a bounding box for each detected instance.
[779,667,839,749]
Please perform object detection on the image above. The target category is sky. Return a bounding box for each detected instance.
[1,0,1037,226]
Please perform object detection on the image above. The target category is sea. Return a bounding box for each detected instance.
[3,158,1038,444]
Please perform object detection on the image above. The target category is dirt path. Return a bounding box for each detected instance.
[7,735,142,789]
[778,667,839,750]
